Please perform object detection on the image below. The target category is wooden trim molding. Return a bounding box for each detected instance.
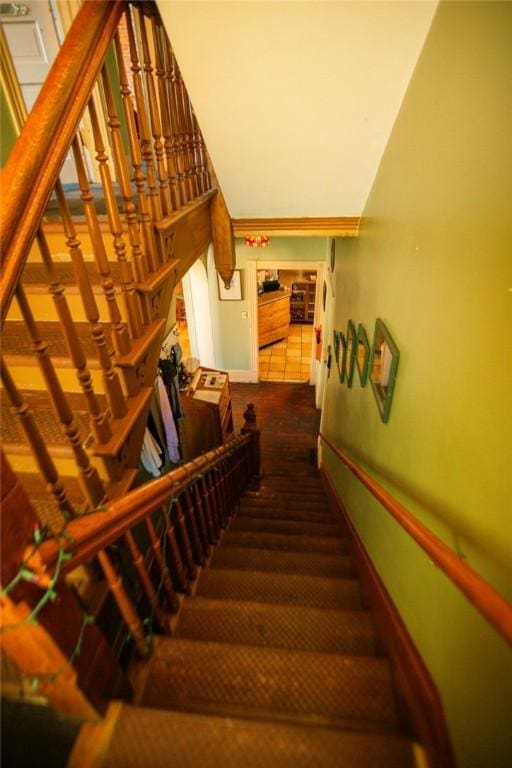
[319,432,512,647]
[321,469,456,768]
[232,217,360,238]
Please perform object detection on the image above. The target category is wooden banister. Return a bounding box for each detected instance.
[319,432,512,646]
[0,0,125,323]
[39,435,250,571]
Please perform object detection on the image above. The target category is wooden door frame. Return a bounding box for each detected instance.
[247,259,326,386]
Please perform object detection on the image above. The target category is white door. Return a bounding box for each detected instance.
[1,0,77,183]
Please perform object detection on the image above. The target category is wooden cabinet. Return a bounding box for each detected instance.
[290,281,316,324]
[258,290,291,348]
[179,367,234,461]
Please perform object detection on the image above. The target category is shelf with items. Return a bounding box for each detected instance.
[290,281,316,324]
[179,367,234,461]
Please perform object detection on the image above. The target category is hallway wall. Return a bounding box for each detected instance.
[208,237,327,376]
[321,3,512,767]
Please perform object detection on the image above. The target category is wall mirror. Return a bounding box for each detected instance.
[370,319,400,423]
[333,329,346,383]
[344,320,357,387]
[356,323,370,386]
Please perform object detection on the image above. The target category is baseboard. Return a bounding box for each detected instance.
[227,368,258,383]
[321,468,456,768]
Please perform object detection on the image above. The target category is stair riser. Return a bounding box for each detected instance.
[4,450,120,484]
[211,547,353,578]
[7,293,125,325]
[1,366,108,395]
[223,531,349,556]
[239,507,339,526]
[230,518,345,538]
[197,570,361,611]
[177,600,376,656]
[242,496,328,508]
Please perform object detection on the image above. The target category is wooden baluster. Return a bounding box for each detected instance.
[215,463,230,527]
[35,227,111,444]
[13,286,106,509]
[167,46,189,205]
[124,529,169,632]
[224,454,238,517]
[193,111,211,193]
[180,490,205,565]
[183,90,201,197]
[192,479,215,546]
[205,469,222,537]
[137,5,172,217]
[157,505,189,594]
[71,137,131,357]
[125,7,162,255]
[241,403,262,490]
[231,448,243,507]
[0,358,75,520]
[185,486,210,559]
[89,89,143,340]
[175,65,196,201]
[144,514,180,610]
[96,548,149,657]
[153,17,180,211]
[173,498,197,581]
[54,182,129,412]
[114,31,154,277]
[200,473,220,543]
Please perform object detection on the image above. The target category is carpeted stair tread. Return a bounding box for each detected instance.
[211,546,353,578]
[139,637,397,729]
[1,390,92,447]
[1,320,115,361]
[196,568,361,610]
[222,529,349,555]
[239,504,339,526]
[176,597,376,656]
[229,516,345,538]
[103,705,415,768]
[21,260,121,288]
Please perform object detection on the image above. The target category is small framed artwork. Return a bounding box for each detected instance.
[369,318,400,423]
[218,270,242,301]
[333,329,347,383]
[356,323,371,386]
[344,320,357,387]
[329,239,336,273]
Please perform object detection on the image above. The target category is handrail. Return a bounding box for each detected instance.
[39,434,251,571]
[0,0,125,323]
[319,432,512,646]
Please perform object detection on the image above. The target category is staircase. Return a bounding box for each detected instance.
[70,387,419,768]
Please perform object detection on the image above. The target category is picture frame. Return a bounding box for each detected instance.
[369,318,400,423]
[333,329,347,383]
[217,270,242,301]
[344,320,357,387]
[355,323,371,386]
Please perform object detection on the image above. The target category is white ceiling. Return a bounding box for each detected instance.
[158,1,437,219]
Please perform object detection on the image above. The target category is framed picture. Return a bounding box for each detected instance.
[218,270,242,301]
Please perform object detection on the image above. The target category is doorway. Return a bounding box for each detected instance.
[248,259,325,387]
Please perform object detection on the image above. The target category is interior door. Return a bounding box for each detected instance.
[1,0,77,183]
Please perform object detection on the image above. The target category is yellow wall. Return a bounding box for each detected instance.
[322,3,512,766]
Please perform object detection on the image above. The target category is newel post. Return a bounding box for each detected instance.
[241,403,262,491]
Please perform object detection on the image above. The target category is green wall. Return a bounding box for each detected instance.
[209,237,327,372]
[321,3,512,767]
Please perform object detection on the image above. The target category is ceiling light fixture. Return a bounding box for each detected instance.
[245,235,270,248]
